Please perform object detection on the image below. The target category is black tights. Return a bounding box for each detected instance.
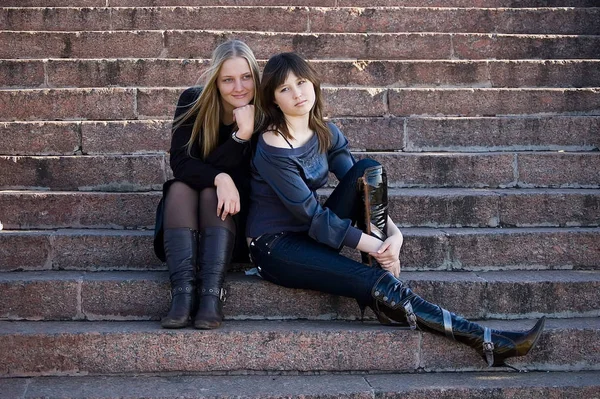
[163,181,236,235]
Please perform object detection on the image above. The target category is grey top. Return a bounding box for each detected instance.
[246,122,362,249]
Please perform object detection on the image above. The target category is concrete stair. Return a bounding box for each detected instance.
[1,0,599,396]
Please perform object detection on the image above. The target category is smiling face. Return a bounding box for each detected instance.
[273,72,316,119]
[216,56,255,115]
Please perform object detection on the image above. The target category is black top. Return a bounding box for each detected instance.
[246,123,362,250]
[168,87,251,192]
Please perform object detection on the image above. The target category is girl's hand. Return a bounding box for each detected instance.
[232,104,255,140]
[382,259,401,278]
[370,234,403,270]
[214,173,240,220]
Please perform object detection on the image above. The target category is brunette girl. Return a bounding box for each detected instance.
[154,40,260,329]
[246,52,545,368]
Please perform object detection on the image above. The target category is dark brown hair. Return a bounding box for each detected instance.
[258,52,331,152]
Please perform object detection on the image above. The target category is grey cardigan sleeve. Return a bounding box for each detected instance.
[253,144,360,249]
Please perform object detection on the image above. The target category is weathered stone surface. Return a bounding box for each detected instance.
[3,270,598,321]
[0,31,165,59]
[0,155,165,191]
[499,189,600,227]
[406,116,600,152]
[489,60,600,88]
[0,7,111,32]
[81,121,171,155]
[452,34,600,60]
[0,232,52,272]
[448,228,600,270]
[82,272,169,320]
[0,320,420,376]
[1,371,598,399]
[0,88,136,121]
[0,191,160,229]
[47,59,209,88]
[0,272,80,320]
[518,153,600,188]
[0,122,80,155]
[388,88,600,117]
[323,117,404,151]
[357,152,515,188]
[0,60,44,88]
[0,318,597,376]
[52,230,162,270]
[388,188,500,227]
[164,31,452,60]
[483,271,600,317]
[5,7,598,35]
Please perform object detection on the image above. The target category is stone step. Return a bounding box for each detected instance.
[4,59,600,89]
[1,188,599,230]
[1,270,598,321]
[2,87,599,122]
[1,227,598,272]
[0,318,598,376]
[2,117,598,155]
[2,371,600,399]
[5,0,598,7]
[2,151,599,191]
[3,31,599,60]
[3,7,599,35]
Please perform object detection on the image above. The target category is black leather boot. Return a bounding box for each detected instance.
[161,228,198,329]
[371,272,546,367]
[358,164,388,267]
[194,227,234,329]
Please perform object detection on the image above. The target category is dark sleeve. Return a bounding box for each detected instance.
[169,87,250,191]
[326,122,355,181]
[253,144,361,249]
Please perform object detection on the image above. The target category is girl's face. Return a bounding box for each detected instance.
[216,56,255,113]
[273,72,315,118]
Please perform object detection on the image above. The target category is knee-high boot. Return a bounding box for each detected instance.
[358,164,389,268]
[161,228,198,328]
[194,227,234,329]
[371,272,546,367]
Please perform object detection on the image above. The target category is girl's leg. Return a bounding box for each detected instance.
[161,181,200,328]
[249,232,386,307]
[194,187,237,329]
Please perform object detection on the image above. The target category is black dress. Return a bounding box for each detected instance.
[153,87,252,262]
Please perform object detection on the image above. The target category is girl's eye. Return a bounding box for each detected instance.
[279,87,288,93]
[243,74,252,80]
[298,80,306,85]
[223,78,232,83]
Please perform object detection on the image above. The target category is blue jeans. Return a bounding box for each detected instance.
[249,159,388,305]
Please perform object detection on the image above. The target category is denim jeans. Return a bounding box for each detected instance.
[249,159,388,305]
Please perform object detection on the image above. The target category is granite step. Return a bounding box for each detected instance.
[1,227,598,272]
[4,59,600,89]
[3,31,599,60]
[2,117,598,155]
[1,318,598,376]
[1,188,599,229]
[1,151,599,191]
[2,87,599,122]
[1,270,598,321]
[5,0,598,7]
[3,7,599,35]
[2,371,600,399]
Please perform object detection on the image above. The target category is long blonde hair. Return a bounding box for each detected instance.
[174,40,261,159]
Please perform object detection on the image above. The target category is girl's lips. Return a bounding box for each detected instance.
[232,93,248,99]
[295,100,307,106]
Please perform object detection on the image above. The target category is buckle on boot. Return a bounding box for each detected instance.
[220,288,227,303]
[483,327,495,367]
[403,301,417,330]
